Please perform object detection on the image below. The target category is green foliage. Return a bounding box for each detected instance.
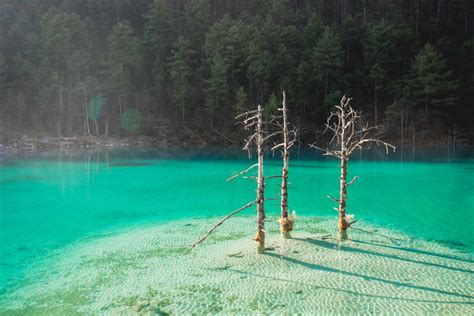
[403,43,458,113]
[40,7,89,72]
[265,93,279,119]
[234,87,247,117]
[106,21,141,75]
[169,36,193,121]
[184,0,209,55]
[121,108,140,132]
[0,1,468,139]
[323,90,343,113]
[144,0,173,58]
[104,21,142,111]
[0,53,6,90]
[204,54,228,117]
[313,27,343,96]
[88,95,105,120]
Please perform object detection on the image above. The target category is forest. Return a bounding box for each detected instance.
[0,0,473,146]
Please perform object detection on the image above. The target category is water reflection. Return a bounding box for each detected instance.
[3,145,473,165]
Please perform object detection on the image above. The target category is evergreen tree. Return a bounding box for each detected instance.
[104,21,142,127]
[234,86,247,116]
[313,27,343,99]
[204,53,228,125]
[183,0,209,59]
[403,43,457,120]
[264,92,279,119]
[169,36,193,123]
[144,0,173,96]
[368,63,387,125]
[38,7,90,135]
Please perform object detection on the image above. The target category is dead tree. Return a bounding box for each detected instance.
[311,96,395,241]
[250,105,266,253]
[270,91,297,239]
[192,105,268,254]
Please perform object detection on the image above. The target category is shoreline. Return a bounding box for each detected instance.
[1,215,472,314]
[1,134,471,159]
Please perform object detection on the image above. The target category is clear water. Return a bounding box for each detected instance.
[1,146,473,296]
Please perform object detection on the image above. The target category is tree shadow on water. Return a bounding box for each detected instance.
[351,239,474,264]
[227,266,473,305]
[295,238,474,274]
[263,252,473,300]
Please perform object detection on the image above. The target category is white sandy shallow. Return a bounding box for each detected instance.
[1,216,473,315]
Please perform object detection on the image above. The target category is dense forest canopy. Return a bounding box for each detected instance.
[0,0,473,145]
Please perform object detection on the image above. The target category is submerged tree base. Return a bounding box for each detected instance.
[339,229,349,241]
[279,216,294,239]
[255,231,265,254]
[338,217,350,241]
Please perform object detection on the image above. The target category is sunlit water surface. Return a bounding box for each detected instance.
[1,146,473,297]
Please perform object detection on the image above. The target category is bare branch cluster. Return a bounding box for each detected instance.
[235,108,264,155]
[311,96,395,159]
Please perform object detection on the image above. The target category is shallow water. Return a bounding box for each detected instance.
[0,146,473,312]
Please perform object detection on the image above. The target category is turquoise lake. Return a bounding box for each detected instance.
[1,146,473,297]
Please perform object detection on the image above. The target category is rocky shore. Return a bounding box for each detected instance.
[0,122,238,156]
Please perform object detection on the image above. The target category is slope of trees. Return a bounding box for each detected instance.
[0,0,472,144]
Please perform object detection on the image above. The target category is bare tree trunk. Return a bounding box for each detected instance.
[57,83,63,137]
[118,94,123,116]
[325,73,328,97]
[255,104,265,254]
[67,89,72,136]
[437,0,442,21]
[338,102,349,240]
[17,90,23,128]
[374,85,377,126]
[279,92,293,239]
[415,0,420,34]
[338,156,349,240]
[181,99,185,124]
[400,104,404,145]
[363,0,366,23]
[83,88,91,136]
[95,119,99,136]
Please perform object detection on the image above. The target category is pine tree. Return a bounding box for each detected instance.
[38,7,90,135]
[204,53,228,125]
[104,21,142,122]
[183,0,209,59]
[403,43,457,120]
[313,27,343,98]
[169,36,193,123]
[368,63,386,125]
[234,86,247,116]
[144,0,173,97]
[144,0,172,62]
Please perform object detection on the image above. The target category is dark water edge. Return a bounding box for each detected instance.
[2,144,474,164]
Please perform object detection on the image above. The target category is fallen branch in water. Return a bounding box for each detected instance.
[191,200,257,248]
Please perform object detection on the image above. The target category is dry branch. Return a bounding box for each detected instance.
[327,195,339,203]
[191,200,257,248]
[346,176,359,187]
[226,164,258,182]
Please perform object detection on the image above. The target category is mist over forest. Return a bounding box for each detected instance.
[0,0,473,146]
